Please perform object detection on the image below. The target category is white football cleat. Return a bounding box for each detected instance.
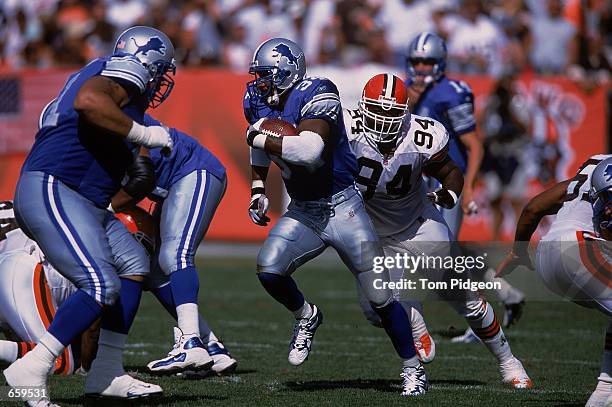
[585,378,612,407]
[177,340,238,378]
[3,351,52,405]
[147,327,213,375]
[207,340,238,374]
[499,357,534,389]
[288,304,323,366]
[410,307,435,363]
[85,374,162,399]
[31,401,60,407]
[400,364,429,396]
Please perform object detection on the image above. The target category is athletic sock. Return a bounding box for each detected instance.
[467,301,513,363]
[48,289,103,346]
[30,332,64,368]
[294,302,313,320]
[0,340,18,363]
[402,356,420,369]
[171,267,200,336]
[152,283,178,318]
[257,272,305,312]
[374,301,416,359]
[170,267,199,305]
[177,303,200,336]
[90,329,127,376]
[101,278,143,335]
[198,315,219,343]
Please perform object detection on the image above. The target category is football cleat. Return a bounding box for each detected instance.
[177,340,238,378]
[499,357,534,389]
[502,300,525,329]
[85,374,162,399]
[31,401,60,407]
[585,379,612,407]
[207,340,238,374]
[450,327,480,344]
[147,327,213,375]
[410,307,435,363]
[400,364,429,396]
[3,351,52,406]
[288,304,323,366]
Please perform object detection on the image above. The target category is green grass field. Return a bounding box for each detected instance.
[38,256,608,406]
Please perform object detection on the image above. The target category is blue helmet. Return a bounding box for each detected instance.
[114,26,176,108]
[406,32,447,84]
[248,38,306,105]
[589,157,612,237]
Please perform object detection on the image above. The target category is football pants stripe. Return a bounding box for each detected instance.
[177,170,208,270]
[43,174,105,302]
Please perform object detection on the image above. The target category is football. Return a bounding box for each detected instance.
[259,118,299,138]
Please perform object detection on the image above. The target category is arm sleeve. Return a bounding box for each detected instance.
[100,55,151,95]
[446,84,476,136]
[300,79,342,124]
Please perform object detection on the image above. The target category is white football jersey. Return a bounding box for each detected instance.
[344,109,449,236]
[0,201,35,254]
[545,154,612,238]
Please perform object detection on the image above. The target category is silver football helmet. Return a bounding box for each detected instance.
[114,26,176,108]
[248,38,306,105]
[406,32,447,85]
[589,157,612,238]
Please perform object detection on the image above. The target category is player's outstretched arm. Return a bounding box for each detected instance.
[248,119,328,167]
[74,76,173,150]
[496,179,572,276]
[424,155,464,209]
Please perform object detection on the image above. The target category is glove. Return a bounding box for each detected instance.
[248,193,270,226]
[427,188,458,209]
[246,118,267,148]
[127,121,174,152]
[123,155,155,201]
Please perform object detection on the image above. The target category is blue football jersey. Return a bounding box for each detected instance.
[244,77,358,201]
[143,115,226,199]
[409,76,476,173]
[24,55,152,208]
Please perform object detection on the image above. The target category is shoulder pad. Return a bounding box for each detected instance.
[100,54,151,94]
[407,115,450,160]
[299,77,341,122]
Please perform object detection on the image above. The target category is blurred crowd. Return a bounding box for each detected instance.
[1,0,611,84]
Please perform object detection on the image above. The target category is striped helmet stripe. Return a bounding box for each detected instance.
[383,74,395,98]
[416,32,429,51]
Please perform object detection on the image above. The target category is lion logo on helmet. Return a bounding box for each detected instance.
[131,36,166,57]
[272,43,302,69]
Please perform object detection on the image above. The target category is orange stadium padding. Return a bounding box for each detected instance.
[0,69,608,241]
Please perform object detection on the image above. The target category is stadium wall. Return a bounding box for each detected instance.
[0,68,608,241]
